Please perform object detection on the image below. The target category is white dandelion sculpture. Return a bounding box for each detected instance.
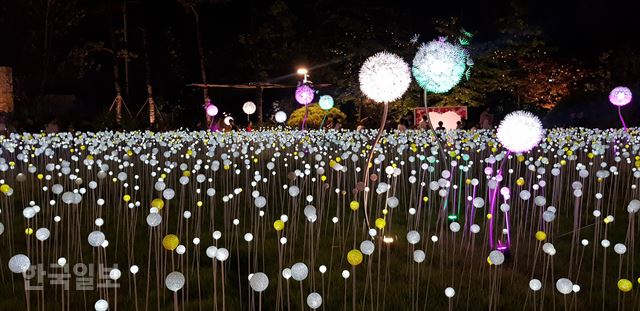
[412,37,473,95]
[497,111,544,153]
[490,110,543,251]
[411,37,472,188]
[359,52,411,105]
[358,51,411,226]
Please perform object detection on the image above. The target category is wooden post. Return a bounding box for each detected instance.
[0,67,14,113]
[256,86,264,124]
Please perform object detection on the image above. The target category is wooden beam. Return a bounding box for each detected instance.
[188,83,331,89]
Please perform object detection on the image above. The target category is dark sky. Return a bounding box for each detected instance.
[1,0,640,127]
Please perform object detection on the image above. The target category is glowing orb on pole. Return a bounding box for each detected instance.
[497,111,543,153]
[412,38,472,93]
[205,104,218,117]
[274,111,287,123]
[609,86,632,106]
[359,52,411,103]
[242,101,256,115]
[295,84,315,105]
[318,95,334,110]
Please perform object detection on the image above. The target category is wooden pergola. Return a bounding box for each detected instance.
[188,82,331,123]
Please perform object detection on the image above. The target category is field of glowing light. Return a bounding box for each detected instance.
[0,128,639,311]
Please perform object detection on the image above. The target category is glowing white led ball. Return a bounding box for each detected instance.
[359,52,411,103]
[249,272,269,292]
[88,231,106,247]
[307,292,322,309]
[555,278,573,294]
[529,279,542,291]
[444,287,455,298]
[497,111,543,153]
[94,299,109,311]
[165,271,185,292]
[291,262,308,281]
[243,101,256,115]
[224,116,234,126]
[275,111,287,123]
[8,254,31,273]
[412,38,471,93]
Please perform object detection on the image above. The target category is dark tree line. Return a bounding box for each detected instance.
[0,0,639,130]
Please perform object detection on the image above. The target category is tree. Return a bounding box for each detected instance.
[177,0,213,124]
[287,103,346,129]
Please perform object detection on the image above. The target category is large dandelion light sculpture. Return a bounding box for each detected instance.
[295,84,315,105]
[318,95,334,110]
[609,86,632,130]
[296,84,315,130]
[318,95,335,129]
[609,86,632,107]
[358,51,410,228]
[412,37,472,94]
[497,111,543,153]
[359,51,411,104]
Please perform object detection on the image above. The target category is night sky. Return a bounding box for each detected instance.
[1,0,639,127]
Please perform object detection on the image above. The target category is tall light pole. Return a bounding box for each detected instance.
[297,68,309,84]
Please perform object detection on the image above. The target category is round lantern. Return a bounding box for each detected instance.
[609,87,632,106]
[319,95,334,110]
[205,104,218,117]
[295,84,315,105]
[243,101,257,115]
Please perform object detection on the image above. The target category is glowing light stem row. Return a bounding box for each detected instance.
[318,113,330,130]
[488,151,511,251]
[301,104,310,131]
[617,107,628,131]
[362,102,389,231]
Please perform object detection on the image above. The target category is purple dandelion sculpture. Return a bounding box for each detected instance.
[296,84,315,130]
[609,86,632,131]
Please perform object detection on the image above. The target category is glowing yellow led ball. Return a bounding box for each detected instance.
[375,218,386,229]
[0,184,10,193]
[347,249,363,266]
[162,234,179,251]
[618,279,633,292]
[151,198,164,210]
[25,228,33,235]
[123,194,131,202]
[516,178,525,186]
[349,201,360,211]
[273,220,285,232]
[535,231,547,241]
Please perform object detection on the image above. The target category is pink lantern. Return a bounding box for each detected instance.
[609,86,632,106]
[206,104,219,117]
[295,84,315,105]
